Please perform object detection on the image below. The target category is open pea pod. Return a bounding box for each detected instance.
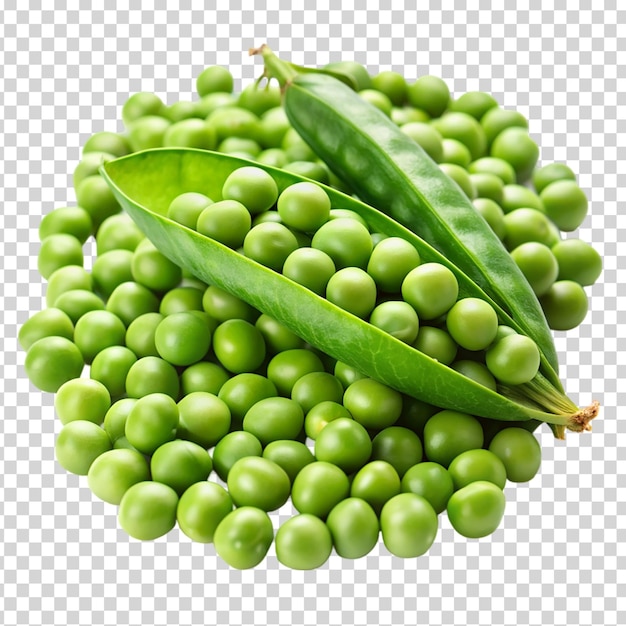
[101,148,597,436]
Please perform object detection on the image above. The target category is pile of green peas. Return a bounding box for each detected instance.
[22,60,595,569]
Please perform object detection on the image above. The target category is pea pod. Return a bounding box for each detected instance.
[255,45,560,376]
[101,148,597,436]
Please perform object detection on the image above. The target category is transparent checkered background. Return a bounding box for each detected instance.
[1,1,624,625]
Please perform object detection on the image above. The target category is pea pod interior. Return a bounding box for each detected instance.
[101,148,584,431]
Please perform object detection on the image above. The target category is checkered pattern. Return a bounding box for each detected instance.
[1,2,624,625]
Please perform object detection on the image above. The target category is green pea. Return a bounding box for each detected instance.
[510,241,559,296]
[256,106,291,149]
[551,239,602,286]
[195,91,237,117]
[401,461,454,514]
[227,456,290,511]
[304,401,352,440]
[447,481,505,538]
[350,460,401,515]
[153,311,212,366]
[291,461,350,518]
[291,372,344,414]
[539,280,589,331]
[125,356,180,400]
[391,106,430,126]
[472,198,506,240]
[89,346,136,399]
[73,310,126,363]
[359,88,393,116]
[380,493,438,557]
[96,213,145,254]
[262,440,315,484]
[167,192,213,229]
[439,162,476,199]
[124,312,163,358]
[196,200,252,249]
[176,391,231,448]
[469,172,504,204]
[500,183,544,213]
[282,247,336,296]
[446,297,498,351]
[532,162,577,194]
[125,393,179,455]
[221,165,278,214]
[163,118,217,149]
[126,115,170,151]
[103,398,137,443]
[39,206,93,243]
[395,396,438,437]
[480,107,528,147]
[369,299,421,343]
[255,313,306,354]
[118,481,178,541]
[212,431,263,482]
[54,289,106,324]
[450,91,498,121]
[450,359,497,391]
[177,481,233,543]
[25,335,84,393]
[54,377,110,426]
[45,265,93,306]
[423,410,484,467]
[238,82,282,117]
[503,208,559,251]
[87,448,150,505]
[406,75,450,118]
[276,181,331,233]
[55,420,112,475]
[440,138,472,168]
[371,70,407,106]
[213,506,274,569]
[202,284,258,323]
[370,426,423,478]
[37,233,84,280]
[212,319,266,373]
[333,361,366,388]
[490,127,539,183]
[448,448,507,490]
[179,361,230,396]
[367,236,421,294]
[18,308,74,351]
[326,498,379,560]
[158,287,203,316]
[343,378,403,431]
[75,175,120,231]
[150,439,212,496]
[431,111,487,161]
[242,397,304,445]
[91,249,134,299]
[540,179,588,232]
[243,222,299,271]
[488,427,541,482]
[165,100,200,123]
[267,348,325,396]
[468,156,517,185]
[196,66,234,97]
[257,148,289,168]
[400,122,444,162]
[402,263,459,320]
[314,417,372,474]
[311,218,373,270]
[275,514,333,570]
[326,267,377,319]
[106,282,160,327]
[122,91,166,126]
[217,373,277,425]
[131,241,182,292]
[413,326,458,365]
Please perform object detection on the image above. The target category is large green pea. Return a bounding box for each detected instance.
[227,456,291,511]
[277,181,331,232]
[551,239,602,286]
[350,460,401,515]
[468,156,517,186]
[103,398,136,443]
[367,236,421,294]
[196,199,251,249]
[202,284,259,323]
[510,241,559,296]
[75,175,120,231]
[291,372,344,414]
[447,481,506,538]
[106,281,160,327]
[18,308,74,351]
[401,461,454,514]
[275,514,333,570]
[39,206,93,243]
[262,440,315,484]
[380,493,438,557]
[311,218,373,270]
[54,377,110,425]
[370,426,423,478]
[154,311,212,366]
[480,107,528,147]
[503,208,559,251]
[45,265,92,307]
[369,300,420,344]
[212,431,263,481]
[150,439,213,496]
[125,393,179,455]
[221,166,278,215]
[282,247,336,296]
[540,180,588,232]
[423,410,484,467]
[449,91,498,121]
[217,373,277,424]
[162,118,217,150]
[402,263,459,320]
[406,75,450,118]
[400,122,444,162]
[445,297,499,351]
[243,397,304,445]
[326,267,378,319]
[180,360,230,397]
[73,310,126,363]
[91,249,133,299]
[539,280,589,331]
[212,319,266,373]
[314,417,372,475]
[213,507,274,569]
[54,289,106,324]
[37,233,84,280]
[490,127,539,183]
[131,242,182,292]
[167,192,213,229]
[255,313,306,354]
[177,392,231,448]
[177,481,233,543]
[326,497,380,560]
[291,461,350,518]
[532,162,577,194]
[87,448,150,505]
[124,312,163,358]
[448,448,507,490]
[55,420,112,475]
[243,222,299,271]
[266,349,325,396]
[343,378,403,430]
[431,111,487,161]
[96,213,145,254]
[485,333,541,385]
[413,326,458,365]
[488,427,541,482]
[24,336,84,393]
[118,481,178,541]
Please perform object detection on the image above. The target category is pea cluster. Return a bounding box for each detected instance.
[21,60,597,569]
